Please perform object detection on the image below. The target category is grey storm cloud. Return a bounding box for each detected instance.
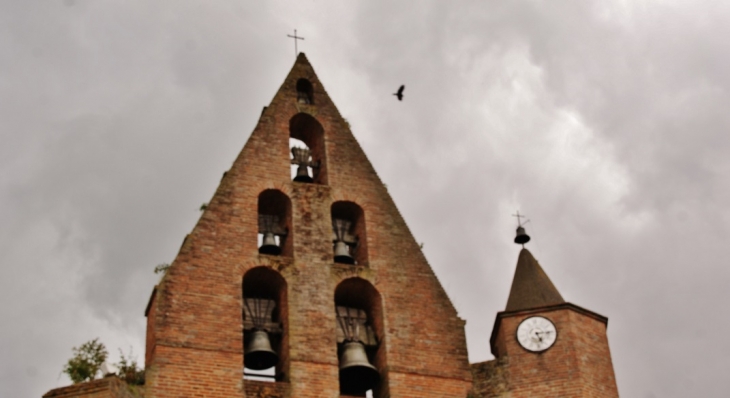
[1,1,729,397]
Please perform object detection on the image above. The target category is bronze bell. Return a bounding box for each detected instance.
[514,226,531,245]
[338,341,380,395]
[244,330,279,370]
[259,232,281,255]
[293,164,313,183]
[334,241,355,264]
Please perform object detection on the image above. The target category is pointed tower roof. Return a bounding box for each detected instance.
[505,248,565,312]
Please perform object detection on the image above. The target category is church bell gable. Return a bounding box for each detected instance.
[142,53,473,398]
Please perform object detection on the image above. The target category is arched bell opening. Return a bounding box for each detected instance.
[243,267,288,382]
[289,113,326,184]
[296,78,314,104]
[331,201,368,266]
[334,278,386,397]
[257,190,292,257]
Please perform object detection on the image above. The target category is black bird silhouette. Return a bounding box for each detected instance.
[393,85,405,101]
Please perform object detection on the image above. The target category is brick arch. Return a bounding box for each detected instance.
[243,266,288,301]
[237,256,294,275]
[243,266,289,381]
[334,277,388,396]
[250,181,293,198]
[331,201,368,266]
[334,277,382,318]
[330,189,374,208]
[332,263,378,284]
[257,189,293,257]
[289,113,327,184]
[238,181,292,235]
[296,78,314,104]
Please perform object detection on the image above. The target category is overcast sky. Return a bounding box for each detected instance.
[2,1,729,397]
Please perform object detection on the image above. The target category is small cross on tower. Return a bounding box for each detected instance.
[512,211,527,227]
[287,29,305,58]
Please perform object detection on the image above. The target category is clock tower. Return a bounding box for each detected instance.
[471,243,619,397]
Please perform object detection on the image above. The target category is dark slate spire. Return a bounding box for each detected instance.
[505,248,565,312]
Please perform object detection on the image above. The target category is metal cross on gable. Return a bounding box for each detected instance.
[287,29,304,58]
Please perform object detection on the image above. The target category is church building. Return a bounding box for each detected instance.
[43,54,619,398]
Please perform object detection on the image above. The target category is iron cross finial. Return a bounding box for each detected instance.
[512,211,527,227]
[287,29,305,58]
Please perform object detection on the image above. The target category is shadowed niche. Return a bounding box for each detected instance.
[243,267,288,382]
[334,278,386,397]
[257,190,292,257]
[331,201,368,266]
[289,113,326,184]
[296,78,314,104]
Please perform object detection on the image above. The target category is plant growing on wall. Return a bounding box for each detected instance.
[62,338,108,384]
[116,348,145,386]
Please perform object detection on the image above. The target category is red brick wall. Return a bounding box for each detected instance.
[244,379,290,397]
[144,54,472,397]
[484,304,618,397]
[387,371,480,398]
[42,377,142,398]
[470,358,508,397]
[144,345,242,397]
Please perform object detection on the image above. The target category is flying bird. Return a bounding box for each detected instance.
[393,85,405,101]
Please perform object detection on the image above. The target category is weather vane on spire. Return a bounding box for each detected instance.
[512,211,531,247]
[287,29,304,58]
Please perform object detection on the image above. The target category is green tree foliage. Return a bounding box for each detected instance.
[62,338,108,384]
[116,348,145,386]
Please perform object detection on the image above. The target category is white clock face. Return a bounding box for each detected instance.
[516,316,557,352]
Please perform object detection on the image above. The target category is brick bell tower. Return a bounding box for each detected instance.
[143,53,473,397]
[471,225,619,397]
